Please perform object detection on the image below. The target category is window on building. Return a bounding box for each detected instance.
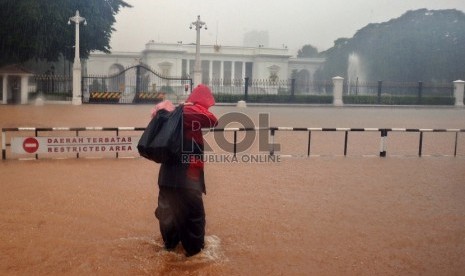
[245,62,253,79]
[189,60,195,76]
[201,60,210,85]
[212,61,221,85]
[234,61,243,86]
[182,59,187,78]
[212,61,221,79]
[234,62,243,80]
[223,61,232,86]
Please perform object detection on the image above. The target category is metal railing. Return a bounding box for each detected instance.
[22,75,457,105]
[28,75,72,101]
[343,80,455,105]
[3,126,464,160]
[82,65,192,104]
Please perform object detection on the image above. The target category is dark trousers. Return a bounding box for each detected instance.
[155,186,205,256]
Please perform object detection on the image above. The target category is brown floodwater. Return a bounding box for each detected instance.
[1,104,465,275]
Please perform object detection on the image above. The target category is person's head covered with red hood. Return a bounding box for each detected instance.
[185,84,216,110]
[183,84,218,143]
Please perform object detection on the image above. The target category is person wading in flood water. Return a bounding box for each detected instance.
[153,84,217,257]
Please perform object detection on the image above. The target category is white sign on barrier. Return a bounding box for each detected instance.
[11,136,140,155]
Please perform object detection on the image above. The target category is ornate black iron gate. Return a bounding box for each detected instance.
[82,64,192,104]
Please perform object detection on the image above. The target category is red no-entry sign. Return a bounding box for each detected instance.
[22,137,39,153]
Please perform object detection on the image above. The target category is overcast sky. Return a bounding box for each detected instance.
[109,0,465,55]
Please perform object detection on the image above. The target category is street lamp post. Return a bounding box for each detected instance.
[68,10,87,105]
[190,15,207,87]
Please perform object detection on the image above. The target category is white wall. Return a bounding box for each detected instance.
[86,42,325,82]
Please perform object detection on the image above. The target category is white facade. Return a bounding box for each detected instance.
[86,41,325,83]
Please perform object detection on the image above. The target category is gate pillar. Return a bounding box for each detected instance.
[454,80,464,107]
[332,76,344,106]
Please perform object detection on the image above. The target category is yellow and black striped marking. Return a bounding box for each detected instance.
[137,92,165,100]
[90,92,122,99]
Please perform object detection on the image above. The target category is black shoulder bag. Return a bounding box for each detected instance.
[137,105,183,164]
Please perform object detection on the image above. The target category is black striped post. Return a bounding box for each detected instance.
[1,129,5,160]
[380,129,388,157]
[418,131,423,157]
[344,131,348,156]
[269,128,276,156]
[35,129,39,160]
[76,130,80,159]
[116,128,119,158]
[233,131,237,157]
[307,130,312,157]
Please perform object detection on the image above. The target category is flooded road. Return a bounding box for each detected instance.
[1,104,465,275]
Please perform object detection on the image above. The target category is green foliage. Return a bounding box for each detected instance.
[214,94,455,105]
[0,0,131,66]
[320,9,465,82]
[214,94,333,104]
[343,95,454,105]
[297,44,319,58]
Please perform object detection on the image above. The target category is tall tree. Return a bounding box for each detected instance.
[297,44,319,58]
[320,9,465,82]
[0,0,131,66]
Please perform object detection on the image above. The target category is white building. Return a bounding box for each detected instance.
[86,41,325,84]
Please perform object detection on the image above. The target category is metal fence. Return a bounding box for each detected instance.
[208,78,334,104]
[343,80,455,105]
[210,79,452,98]
[177,78,456,104]
[82,65,192,104]
[23,75,457,105]
[209,78,333,96]
[344,80,454,97]
[28,75,72,101]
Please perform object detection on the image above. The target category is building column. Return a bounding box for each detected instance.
[209,60,213,82]
[72,63,82,105]
[454,80,464,106]
[20,76,29,104]
[220,61,224,85]
[231,61,235,81]
[332,76,344,106]
[1,75,7,104]
[242,62,246,79]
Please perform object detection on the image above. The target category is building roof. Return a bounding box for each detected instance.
[0,64,34,75]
